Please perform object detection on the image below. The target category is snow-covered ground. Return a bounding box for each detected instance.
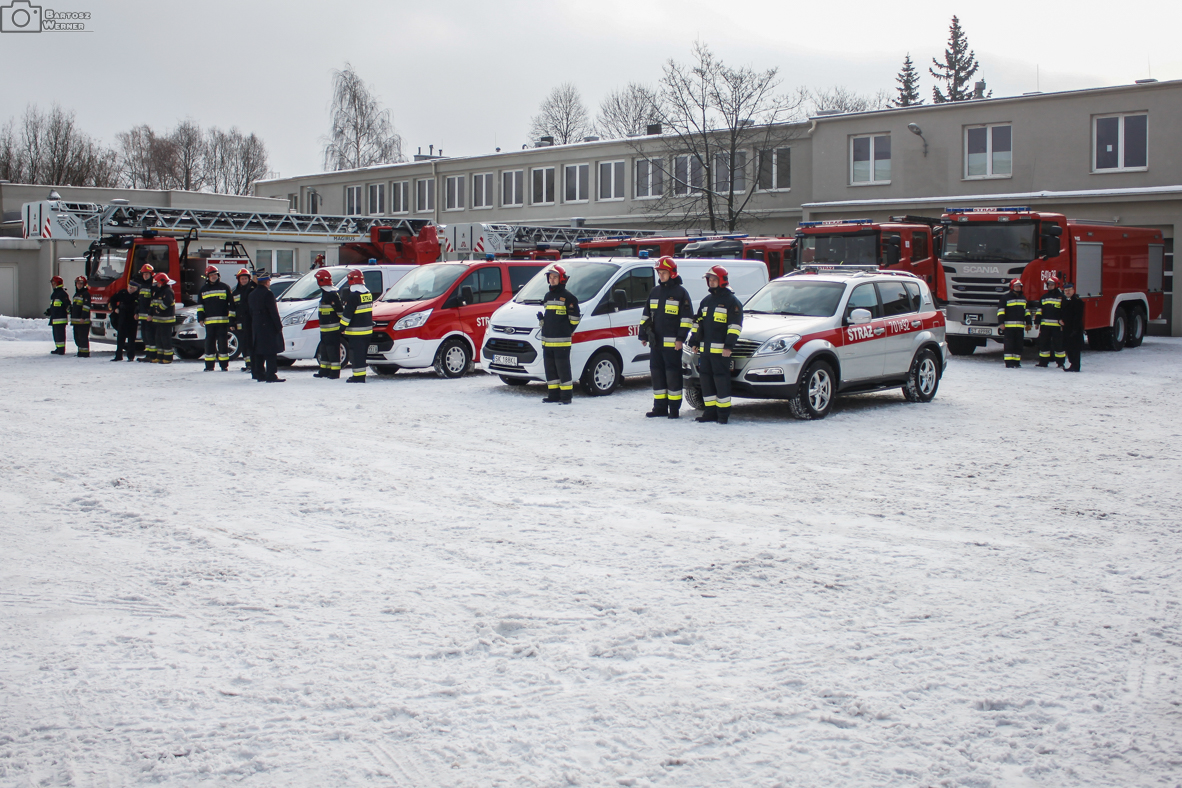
[0,316,52,343]
[1,337,1179,787]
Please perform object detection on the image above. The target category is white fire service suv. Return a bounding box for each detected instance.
[683,265,948,419]
[483,257,768,395]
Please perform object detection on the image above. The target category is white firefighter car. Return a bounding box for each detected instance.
[683,265,949,419]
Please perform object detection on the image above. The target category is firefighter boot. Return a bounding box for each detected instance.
[695,406,718,423]
[717,408,731,425]
[205,361,215,371]
[645,398,669,418]
[560,387,573,405]
[667,402,681,419]
[542,386,561,403]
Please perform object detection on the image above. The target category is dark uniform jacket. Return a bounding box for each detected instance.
[109,288,139,329]
[640,276,694,347]
[232,281,257,332]
[248,286,284,355]
[46,286,70,325]
[70,287,92,325]
[318,287,343,332]
[539,285,580,347]
[197,280,234,325]
[996,288,1032,329]
[689,287,743,354]
[340,285,374,337]
[1036,287,1064,327]
[150,285,175,324]
[134,276,155,321]
[1061,295,1086,339]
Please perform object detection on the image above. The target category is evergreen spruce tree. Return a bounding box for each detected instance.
[893,54,923,107]
[929,16,990,103]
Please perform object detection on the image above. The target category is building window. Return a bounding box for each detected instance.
[473,172,494,209]
[532,167,556,205]
[635,158,664,199]
[345,185,362,215]
[851,135,891,184]
[287,194,299,211]
[256,249,294,273]
[965,124,1012,178]
[306,190,322,213]
[715,151,747,193]
[444,175,466,211]
[598,160,625,200]
[368,183,385,214]
[1094,113,1148,171]
[757,148,791,190]
[502,170,524,207]
[564,163,589,203]
[673,155,703,195]
[415,178,435,212]
[391,181,409,214]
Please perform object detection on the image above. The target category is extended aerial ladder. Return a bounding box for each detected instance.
[440,222,660,259]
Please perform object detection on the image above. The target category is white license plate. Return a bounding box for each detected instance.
[494,354,519,367]
[968,327,993,336]
[367,344,378,354]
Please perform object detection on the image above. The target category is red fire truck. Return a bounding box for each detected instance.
[579,234,797,278]
[794,217,945,297]
[940,207,1166,354]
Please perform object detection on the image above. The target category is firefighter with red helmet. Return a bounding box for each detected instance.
[133,264,157,362]
[197,265,234,371]
[339,269,373,383]
[639,256,694,418]
[313,268,343,379]
[688,265,743,424]
[69,275,92,357]
[996,277,1032,368]
[150,272,176,364]
[45,275,70,355]
[231,268,256,372]
[1035,275,1067,368]
[538,264,580,404]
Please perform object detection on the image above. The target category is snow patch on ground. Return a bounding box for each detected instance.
[0,315,53,342]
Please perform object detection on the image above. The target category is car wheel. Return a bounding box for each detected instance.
[684,382,704,410]
[434,338,471,378]
[227,331,240,361]
[499,375,529,386]
[371,364,400,376]
[1125,307,1145,348]
[946,336,979,356]
[788,360,835,420]
[581,350,620,396]
[902,348,941,403]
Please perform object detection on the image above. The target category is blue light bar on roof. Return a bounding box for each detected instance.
[945,206,1031,214]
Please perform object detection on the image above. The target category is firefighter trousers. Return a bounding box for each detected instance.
[346,333,370,379]
[1038,325,1065,365]
[543,345,573,402]
[51,323,66,353]
[204,324,230,369]
[317,330,342,378]
[155,322,173,363]
[649,344,683,404]
[71,324,90,356]
[139,319,155,361]
[698,352,732,410]
[1003,327,1025,367]
[1065,334,1084,371]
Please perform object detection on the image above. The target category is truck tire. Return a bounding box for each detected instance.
[581,350,620,396]
[1107,309,1128,351]
[684,382,704,410]
[902,349,941,403]
[1126,307,1146,348]
[788,360,835,420]
[434,338,471,378]
[946,336,979,356]
[498,375,528,386]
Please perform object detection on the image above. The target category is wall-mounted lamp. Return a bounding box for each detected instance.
[907,123,928,157]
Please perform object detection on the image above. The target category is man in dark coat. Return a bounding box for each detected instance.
[248,272,285,382]
[1061,282,1086,373]
[108,281,140,361]
[232,268,256,373]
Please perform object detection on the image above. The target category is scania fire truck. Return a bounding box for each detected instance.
[794,217,944,297]
[939,207,1165,354]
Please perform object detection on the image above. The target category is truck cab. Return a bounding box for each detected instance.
[794,218,943,297]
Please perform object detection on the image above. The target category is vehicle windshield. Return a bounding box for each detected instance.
[280,269,349,301]
[514,261,620,304]
[85,251,129,287]
[582,245,635,258]
[942,221,1037,262]
[381,264,467,302]
[797,233,878,266]
[744,280,847,317]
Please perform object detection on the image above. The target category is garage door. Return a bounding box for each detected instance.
[0,266,15,316]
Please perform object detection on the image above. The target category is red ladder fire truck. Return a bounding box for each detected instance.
[794,217,945,297]
[441,223,659,261]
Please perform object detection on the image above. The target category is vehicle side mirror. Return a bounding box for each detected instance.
[612,289,628,312]
[513,284,524,294]
[1040,235,1061,259]
[461,285,475,305]
[848,308,872,325]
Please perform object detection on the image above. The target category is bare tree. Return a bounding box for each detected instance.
[323,63,403,171]
[116,124,177,189]
[641,42,806,233]
[529,83,594,144]
[811,86,891,114]
[0,104,119,187]
[206,127,269,196]
[596,82,663,140]
[170,119,206,191]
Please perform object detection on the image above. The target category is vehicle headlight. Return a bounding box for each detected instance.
[393,309,432,331]
[282,308,315,327]
[179,313,197,325]
[754,334,801,355]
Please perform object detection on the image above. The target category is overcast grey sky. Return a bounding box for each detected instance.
[2,0,1178,181]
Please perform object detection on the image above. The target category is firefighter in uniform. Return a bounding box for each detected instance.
[339,269,373,383]
[1061,282,1085,373]
[69,276,92,357]
[231,268,256,373]
[538,265,580,404]
[688,265,743,424]
[1035,276,1067,368]
[197,265,234,371]
[109,280,139,361]
[133,264,157,362]
[313,268,343,379]
[45,275,70,355]
[639,256,694,419]
[996,278,1031,368]
[150,272,176,364]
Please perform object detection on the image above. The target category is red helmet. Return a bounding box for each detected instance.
[548,265,569,285]
[75,275,87,286]
[50,275,64,286]
[1010,278,1023,288]
[705,265,729,288]
[153,272,170,285]
[236,268,251,279]
[1048,275,1062,288]
[346,269,365,285]
[314,269,333,286]
[139,264,154,274]
[206,265,220,276]
[656,256,678,275]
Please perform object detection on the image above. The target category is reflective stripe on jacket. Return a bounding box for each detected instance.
[689,287,743,353]
[340,285,373,336]
[197,281,234,324]
[640,276,694,347]
[540,285,580,348]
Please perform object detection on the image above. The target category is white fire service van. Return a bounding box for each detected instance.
[483,257,768,395]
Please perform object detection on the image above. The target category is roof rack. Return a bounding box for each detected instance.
[797,219,874,228]
[786,264,921,280]
[944,206,1030,214]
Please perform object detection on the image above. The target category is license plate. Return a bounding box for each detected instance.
[494,354,519,367]
[968,327,993,336]
[367,344,378,354]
